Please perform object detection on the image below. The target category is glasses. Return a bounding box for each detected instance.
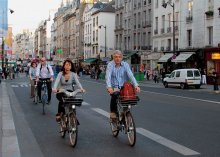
[41,60,45,62]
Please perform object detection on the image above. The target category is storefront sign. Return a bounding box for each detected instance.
[212,53,220,59]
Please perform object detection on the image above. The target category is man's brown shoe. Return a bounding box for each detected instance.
[110,112,117,119]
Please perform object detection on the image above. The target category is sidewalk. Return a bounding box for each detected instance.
[0,81,21,157]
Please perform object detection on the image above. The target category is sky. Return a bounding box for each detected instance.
[8,0,61,35]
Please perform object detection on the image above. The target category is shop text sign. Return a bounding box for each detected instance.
[212,53,220,59]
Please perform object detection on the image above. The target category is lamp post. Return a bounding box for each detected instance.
[98,25,107,58]
[162,1,175,55]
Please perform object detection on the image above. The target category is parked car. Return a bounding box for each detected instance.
[163,68,201,89]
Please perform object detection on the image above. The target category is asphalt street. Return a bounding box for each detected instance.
[3,74,220,157]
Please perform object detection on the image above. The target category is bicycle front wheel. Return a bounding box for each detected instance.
[59,116,66,138]
[68,112,78,147]
[34,89,38,104]
[110,118,119,137]
[125,112,136,147]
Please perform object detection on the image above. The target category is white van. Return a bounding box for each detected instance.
[163,69,201,89]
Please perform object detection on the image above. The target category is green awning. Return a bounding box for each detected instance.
[84,58,98,63]
[123,51,137,60]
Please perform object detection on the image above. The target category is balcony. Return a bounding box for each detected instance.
[154,29,158,35]
[166,46,171,51]
[167,27,171,33]
[175,26,178,31]
[141,46,148,50]
[186,16,193,23]
[205,10,214,19]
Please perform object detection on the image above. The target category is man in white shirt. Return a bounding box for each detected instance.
[36,57,54,104]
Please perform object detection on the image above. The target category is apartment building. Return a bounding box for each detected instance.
[178,0,220,83]
[115,0,153,69]
[14,30,34,60]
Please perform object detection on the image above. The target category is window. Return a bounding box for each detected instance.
[187,29,192,47]
[194,70,200,77]
[96,17,98,26]
[208,26,213,45]
[187,70,193,77]
[170,72,175,78]
[162,15,165,29]
[155,0,158,8]
[188,1,193,17]
[168,13,171,27]
[155,17,158,30]
[176,71,180,77]
[208,0,214,11]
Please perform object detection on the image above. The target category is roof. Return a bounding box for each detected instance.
[92,1,115,15]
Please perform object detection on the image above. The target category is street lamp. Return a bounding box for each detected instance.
[98,25,107,58]
[162,0,175,55]
[1,9,14,68]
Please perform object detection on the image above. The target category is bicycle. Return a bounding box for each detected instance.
[109,92,139,147]
[38,80,50,115]
[58,89,83,147]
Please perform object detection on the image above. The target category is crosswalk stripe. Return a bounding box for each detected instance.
[92,108,200,156]
[82,102,90,106]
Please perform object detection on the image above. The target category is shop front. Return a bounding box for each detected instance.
[205,48,220,84]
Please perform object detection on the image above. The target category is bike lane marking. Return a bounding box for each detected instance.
[92,108,200,156]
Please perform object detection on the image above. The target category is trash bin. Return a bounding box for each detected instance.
[134,72,140,81]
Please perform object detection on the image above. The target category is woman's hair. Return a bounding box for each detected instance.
[31,61,36,67]
[62,59,76,75]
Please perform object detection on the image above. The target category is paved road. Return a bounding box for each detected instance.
[2,74,220,157]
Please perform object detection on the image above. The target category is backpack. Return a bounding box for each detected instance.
[40,64,50,73]
[120,82,137,101]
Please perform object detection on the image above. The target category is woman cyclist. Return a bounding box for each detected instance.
[52,59,85,122]
[29,61,37,98]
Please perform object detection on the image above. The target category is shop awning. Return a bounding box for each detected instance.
[83,58,98,63]
[158,53,173,62]
[172,52,194,63]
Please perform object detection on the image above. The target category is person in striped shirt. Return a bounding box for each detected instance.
[106,50,140,119]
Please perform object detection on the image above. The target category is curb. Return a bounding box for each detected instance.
[1,82,21,157]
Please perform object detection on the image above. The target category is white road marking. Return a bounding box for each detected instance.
[136,128,200,156]
[82,79,220,104]
[11,85,19,88]
[92,108,109,117]
[92,108,200,156]
[82,102,90,106]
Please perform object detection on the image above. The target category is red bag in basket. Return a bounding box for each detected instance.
[120,82,136,101]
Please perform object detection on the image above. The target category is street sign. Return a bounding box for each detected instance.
[57,49,62,53]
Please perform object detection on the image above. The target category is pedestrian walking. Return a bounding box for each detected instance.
[201,69,207,84]
[212,69,219,91]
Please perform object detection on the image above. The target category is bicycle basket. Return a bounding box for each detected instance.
[62,96,83,107]
[119,96,140,106]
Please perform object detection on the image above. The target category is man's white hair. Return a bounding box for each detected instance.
[113,50,123,56]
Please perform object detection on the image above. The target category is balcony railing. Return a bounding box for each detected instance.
[186,16,193,23]
[161,47,164,51]
[166,46,171,51]
[205,10,214,18]
[167,27,171,33]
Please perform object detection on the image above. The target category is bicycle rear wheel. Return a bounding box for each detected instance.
[59,115,66,138]
[68,112,78,147]
[110,118,119,137]
[125,112,136,147]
